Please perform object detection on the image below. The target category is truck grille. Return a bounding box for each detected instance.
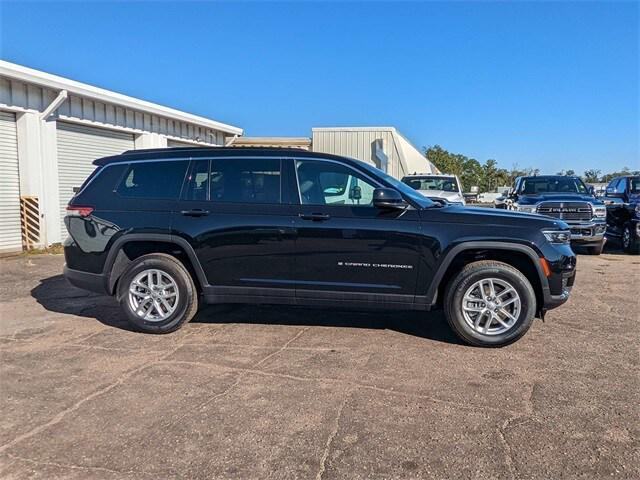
[536,202,592,222]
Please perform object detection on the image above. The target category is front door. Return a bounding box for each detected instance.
[172,157,297,301]
[291,158,422,305]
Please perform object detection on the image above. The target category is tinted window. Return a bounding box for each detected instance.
[519,177,588,195]
[402,176,459,192]
[296,160,377,206]
[183,159,210,201]
[117,161,189,199]
[210,158,281,204]
[630,177,639,194]
[616,178,627,192]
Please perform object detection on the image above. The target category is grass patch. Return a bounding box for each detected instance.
[22,243,64,255]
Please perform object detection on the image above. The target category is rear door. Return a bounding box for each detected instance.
[291,158,422,305]
[172,156,297,301]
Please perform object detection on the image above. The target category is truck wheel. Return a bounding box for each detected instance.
[586,241,604,255]
[117,253,199,333]
[623,224,640,254]
[444,260,536,347]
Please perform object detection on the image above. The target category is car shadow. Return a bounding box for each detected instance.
[31,274,463,345]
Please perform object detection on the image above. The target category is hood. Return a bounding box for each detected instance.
[427,205,568,230]
[418,190,463,201]
[518,193,602,205]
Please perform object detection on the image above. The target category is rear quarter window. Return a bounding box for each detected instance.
[117,160,189,199]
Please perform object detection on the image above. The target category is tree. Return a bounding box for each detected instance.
[583,169,601,183]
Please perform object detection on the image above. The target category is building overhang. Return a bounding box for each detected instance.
[0,60,243,136]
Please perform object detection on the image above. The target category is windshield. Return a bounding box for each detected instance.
[519,177,588,195]
[630,177,640,194]
[354,161,436,208]
[402,176,459,192]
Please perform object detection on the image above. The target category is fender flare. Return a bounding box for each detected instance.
[424,241,549,305]
[103,233,209,294]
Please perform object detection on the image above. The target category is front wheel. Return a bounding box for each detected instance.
[585,241,605,255]
[623,224,640,254]
[444,260,537,347]
[117,253,199,333]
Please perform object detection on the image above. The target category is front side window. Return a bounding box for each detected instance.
[296,160,377,206]
[183,159,210,201]
[629,177,639,194]
[117,160,189,199]
[210,158,281,204]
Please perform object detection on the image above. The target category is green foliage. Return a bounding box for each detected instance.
[423,145,637,192]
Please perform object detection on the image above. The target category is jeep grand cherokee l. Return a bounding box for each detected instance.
[63,148,577,347]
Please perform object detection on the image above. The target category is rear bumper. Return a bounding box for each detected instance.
[63,264,109,295]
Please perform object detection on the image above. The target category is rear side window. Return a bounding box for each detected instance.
[117,161,189,199]
[209,158,281,204]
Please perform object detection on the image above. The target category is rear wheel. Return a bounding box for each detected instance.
[623,224,640,254]
[444,260,536,347]
[117,253,198,333]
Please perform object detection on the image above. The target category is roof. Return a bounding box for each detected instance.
[93,146,361,166]
[0,60,243,135]
[231,137,311,147]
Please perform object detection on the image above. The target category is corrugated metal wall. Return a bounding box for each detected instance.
[0,111,21,252]
[312,129,404,178]
[0,76,226,145]
[57,122,135,236]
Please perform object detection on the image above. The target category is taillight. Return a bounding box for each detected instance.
[66,205,94,217]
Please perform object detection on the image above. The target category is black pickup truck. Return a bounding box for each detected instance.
[603,176,640,254]
[495,175,607,254]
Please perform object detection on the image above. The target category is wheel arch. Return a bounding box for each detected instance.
[103,234,208,295]
[425,242,548,314]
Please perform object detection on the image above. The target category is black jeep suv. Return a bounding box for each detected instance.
[63,148,576,347]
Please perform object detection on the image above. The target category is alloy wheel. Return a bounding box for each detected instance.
[128,269,180,322]
[461,278,521,336]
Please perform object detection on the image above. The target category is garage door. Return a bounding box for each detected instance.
[57,122,134,236]
[0,111,22,253]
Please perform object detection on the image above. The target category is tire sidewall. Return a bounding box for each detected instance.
[118,256,195,333]
[448,265,536,347]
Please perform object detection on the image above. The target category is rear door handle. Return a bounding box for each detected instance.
[181,209,210,217]
[299,213,331,221]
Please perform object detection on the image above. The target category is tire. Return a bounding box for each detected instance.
[623,224,640,254]
[443,260,537,347]
[586,241,604,255]
[117,253,199,333]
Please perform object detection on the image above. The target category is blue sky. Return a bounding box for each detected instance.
[1,1,638,174]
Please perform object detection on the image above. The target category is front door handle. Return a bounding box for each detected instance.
[181,209,210,217]
[299,213,331,222]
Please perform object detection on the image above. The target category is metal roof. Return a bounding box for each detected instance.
[0,60,243,135]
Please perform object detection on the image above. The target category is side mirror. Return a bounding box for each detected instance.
[588,186,595,196]
[373,188,407,209]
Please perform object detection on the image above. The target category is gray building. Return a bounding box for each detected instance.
[0,61,242,253]
[312,127,438,179]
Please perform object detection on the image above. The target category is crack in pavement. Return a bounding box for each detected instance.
[495,382,537,480]
[0,331,196,455]
[316,388,351,480]
[3,452,147,478]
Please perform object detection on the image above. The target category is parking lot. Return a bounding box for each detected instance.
[0,250,638,479]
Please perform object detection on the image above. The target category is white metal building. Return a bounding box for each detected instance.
[0,61,242,253]
[312,127,438,179]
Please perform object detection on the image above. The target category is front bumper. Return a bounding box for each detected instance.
[567,221,606,245]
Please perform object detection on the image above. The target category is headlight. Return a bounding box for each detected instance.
[517,205,536,213]
[593,206,606,218]
[543,230,571,244]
